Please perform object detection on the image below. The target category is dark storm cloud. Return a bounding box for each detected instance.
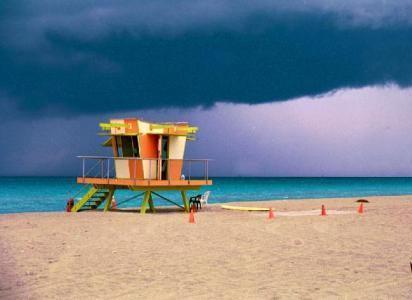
[1,1,412,116]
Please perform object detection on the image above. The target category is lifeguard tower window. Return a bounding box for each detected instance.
[116,136,140,158]
[161,136,169,179]
[131,136,139,157]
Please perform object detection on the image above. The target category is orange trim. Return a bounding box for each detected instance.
[169,160,184,180]
[140,134,158,158]
[125,119,138,134]
[111,137,119,157]
[128,159,143,179]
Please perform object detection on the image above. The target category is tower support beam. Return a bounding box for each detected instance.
[140,191,151,214]
[103,188,116,212]
[181,190,189,212]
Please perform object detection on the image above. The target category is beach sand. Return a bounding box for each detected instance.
[1,195,411,299]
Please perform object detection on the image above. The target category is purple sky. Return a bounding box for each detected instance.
[2,85,412,176]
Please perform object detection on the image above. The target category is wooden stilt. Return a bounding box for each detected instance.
[148,193,155,213]
[103,188,115,212]
[181,190,189,212]
[140,191,151,214]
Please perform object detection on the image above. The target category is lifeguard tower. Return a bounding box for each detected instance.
[70,118,212,213]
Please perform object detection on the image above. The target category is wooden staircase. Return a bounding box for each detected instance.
[71,187,114,212]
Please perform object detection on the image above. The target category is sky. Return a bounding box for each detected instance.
[1,1,412,176]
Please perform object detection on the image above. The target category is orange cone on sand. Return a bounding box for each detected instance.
[358,203,364,214]
[189,205,195,224]
[320,204,327,216]
[268,208,275,219]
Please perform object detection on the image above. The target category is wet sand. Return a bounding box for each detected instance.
[1,195,412,299]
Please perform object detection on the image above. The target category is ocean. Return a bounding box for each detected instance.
[1,177,411,214]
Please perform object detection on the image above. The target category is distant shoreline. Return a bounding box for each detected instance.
[1,194,411,216]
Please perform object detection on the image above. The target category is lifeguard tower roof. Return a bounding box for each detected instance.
[100,118,198,139]
[71,118,212,213]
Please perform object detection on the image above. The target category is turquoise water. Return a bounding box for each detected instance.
[1,177,412,214]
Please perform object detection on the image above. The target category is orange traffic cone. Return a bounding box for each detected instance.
[268,208,275,219]
[189,205,195,224]
[358,203,364,214]
[320,204,327,216]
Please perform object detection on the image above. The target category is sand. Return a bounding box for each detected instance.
[1,195,412,299]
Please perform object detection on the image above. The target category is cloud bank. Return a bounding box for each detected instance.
[3,0,412,45]
[1,1,412,116]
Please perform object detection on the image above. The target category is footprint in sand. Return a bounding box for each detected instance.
[293,239,304,246]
